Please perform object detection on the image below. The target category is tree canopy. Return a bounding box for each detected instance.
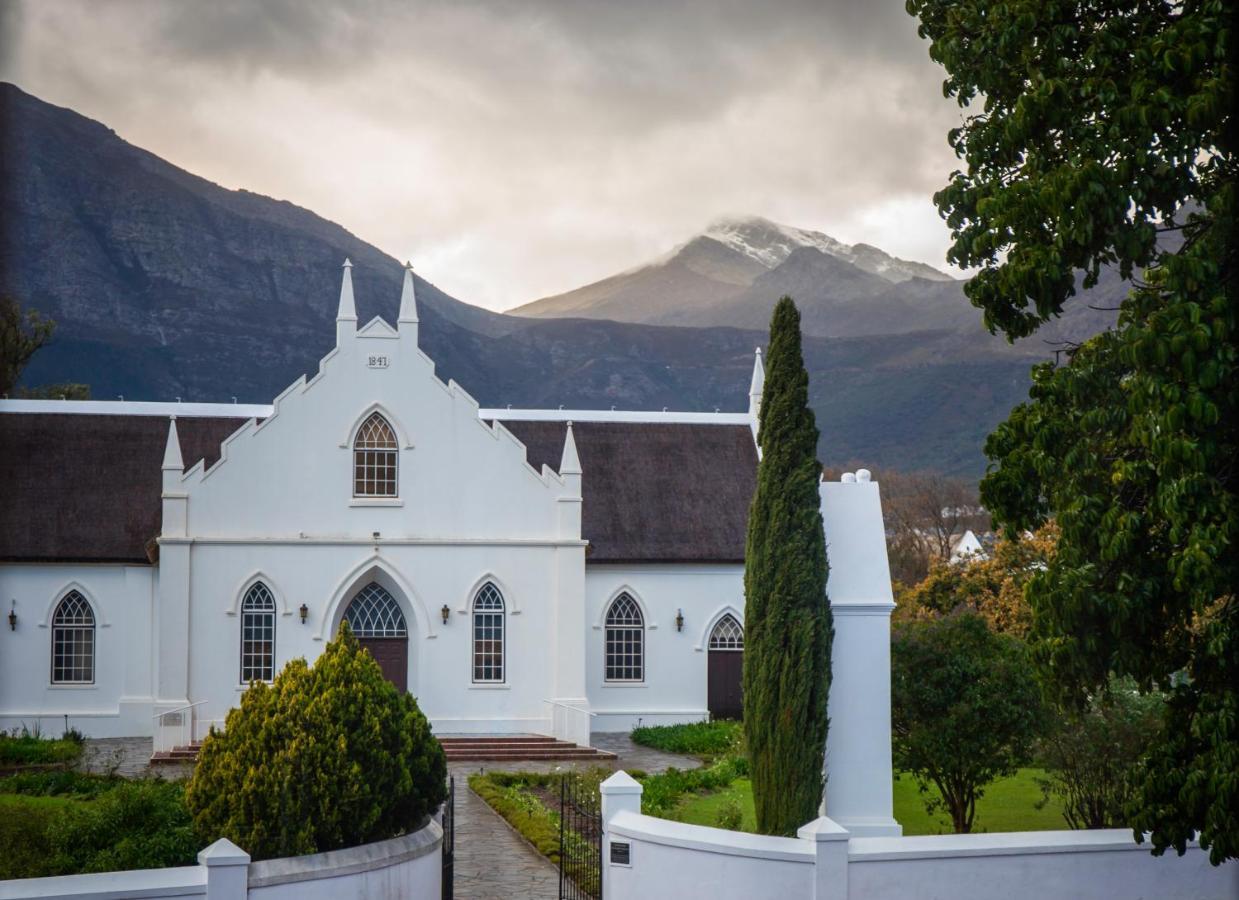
[906,0,1235,862]
[1,295,55,396]
[743,296,832,836]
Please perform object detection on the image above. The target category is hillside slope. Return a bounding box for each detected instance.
[1,82,1063,476]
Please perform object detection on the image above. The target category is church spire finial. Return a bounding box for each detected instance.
[162,416,183,472]
[398,260,419,326]
[748,346,765,421]
[560,420,582,476]
[336,258,357,322]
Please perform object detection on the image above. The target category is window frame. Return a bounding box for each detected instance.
[471,582,505,684]
[50,591,95,685]
[239,582,277,684]
[352,412,399,498]
[604,593,645,683]
[708,613,745,651]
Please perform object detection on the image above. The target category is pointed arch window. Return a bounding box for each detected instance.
[354,412,398,497]
[708,614,744,650]
[472,582,505,683]
[51,591,95,684]
[344,582,407,637]
[604,593,644,682]
[240,583,277,683]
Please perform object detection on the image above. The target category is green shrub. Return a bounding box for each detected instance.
[1037,678,1165,829]
[185,624,447,859]
[0,802,59,879]
[1,770,121,799]
[0,727,84,766]
[630,720,742,757]
[47,780,197,874]
[715,798,744,830]
[638,755,746,817]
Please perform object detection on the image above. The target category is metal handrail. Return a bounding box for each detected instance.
[543,698,597,717]
[151,699,208,719]
[152,700,209,751]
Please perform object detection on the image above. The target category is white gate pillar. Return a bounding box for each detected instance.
[819,472,902,837]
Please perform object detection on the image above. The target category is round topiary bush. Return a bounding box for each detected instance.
[185,623,446,859]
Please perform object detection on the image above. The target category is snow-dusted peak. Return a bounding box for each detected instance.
[703,215,953,284]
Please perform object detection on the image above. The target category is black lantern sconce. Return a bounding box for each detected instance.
[299,603,309,625]
[7,602,15,631]
[441,604,451,625]
[675,609,684,632]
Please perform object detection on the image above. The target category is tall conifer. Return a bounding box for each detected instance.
[743,296,832,835]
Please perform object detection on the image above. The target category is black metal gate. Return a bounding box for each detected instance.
[441,775,455,900]
[558,773,602,900]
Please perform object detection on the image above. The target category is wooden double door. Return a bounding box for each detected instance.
[707,649,744,720]
[359,637,408,690]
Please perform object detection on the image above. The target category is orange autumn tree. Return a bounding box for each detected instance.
[895,525,1057,637]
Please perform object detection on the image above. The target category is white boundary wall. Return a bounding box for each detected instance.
[599,772,1237,900]
[0,818,442,900]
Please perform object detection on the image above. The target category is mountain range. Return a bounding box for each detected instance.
[0,83,1117,476]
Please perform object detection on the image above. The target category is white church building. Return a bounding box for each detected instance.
[0,262,901,836]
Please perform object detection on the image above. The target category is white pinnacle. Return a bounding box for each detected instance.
[560,421,582,476]
[336,258,357,321]
[398,260,419,324]
[162,416,183,471]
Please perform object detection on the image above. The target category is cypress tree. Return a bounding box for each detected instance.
[743,296,832,835]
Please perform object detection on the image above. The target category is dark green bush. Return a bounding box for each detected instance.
[47,780,197,874]
[1038,678,1165,829]
[630,720,742,757]
[185,624,446,860]
[638,755,747,817]
[1,770,122,799]
[0,802,58,879]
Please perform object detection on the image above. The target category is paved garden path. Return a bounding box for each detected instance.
[450,733,700,900]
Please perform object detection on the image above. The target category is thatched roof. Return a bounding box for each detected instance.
[0,414,249,563]
[0,414,756,565]
[499,420,756,563]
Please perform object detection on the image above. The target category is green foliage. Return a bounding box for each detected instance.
[744,296,832,835]
[630,720,742,757]
[15,382,91,400]
[1037,679,1165,830]
[0,777,194,879]
[714,797,744,831]
[47,780,197,874]
[908,0,1236,863]
[0,295,56,396]
[638,755,749,818]
[1,769,123,799]
[0,727,85,767]
[185,624,446,860]
[891,611,1045,833]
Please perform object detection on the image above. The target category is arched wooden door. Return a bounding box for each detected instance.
[343,582,408,689]
[707,614,744,720]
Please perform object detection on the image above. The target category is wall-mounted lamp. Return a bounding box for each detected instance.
[440,604,451,625]
[7,602,16,631]
[675,609,684,632]
[372,531,381,541]
[299,603,309,624]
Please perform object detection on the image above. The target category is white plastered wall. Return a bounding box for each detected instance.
[0,563,155,736]
[584,563,745,732]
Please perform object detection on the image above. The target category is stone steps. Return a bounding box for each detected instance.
[439,735,615,762]
[150,742,202,764]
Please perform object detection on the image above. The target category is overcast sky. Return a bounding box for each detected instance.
[1,0,969,311]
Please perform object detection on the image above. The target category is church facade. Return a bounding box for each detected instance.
[0,262,900,836]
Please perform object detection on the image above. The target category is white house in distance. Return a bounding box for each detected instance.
[0,261,901,836]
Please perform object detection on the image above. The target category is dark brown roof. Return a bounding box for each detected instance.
[0,414,757,565]
[0,414,249,563]
[499,421,757,563]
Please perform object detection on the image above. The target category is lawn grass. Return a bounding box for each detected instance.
[670,769,1067,835]
[0,792,80,813]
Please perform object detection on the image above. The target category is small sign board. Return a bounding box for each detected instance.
[610,841,631,866]
[367,355,390,369]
